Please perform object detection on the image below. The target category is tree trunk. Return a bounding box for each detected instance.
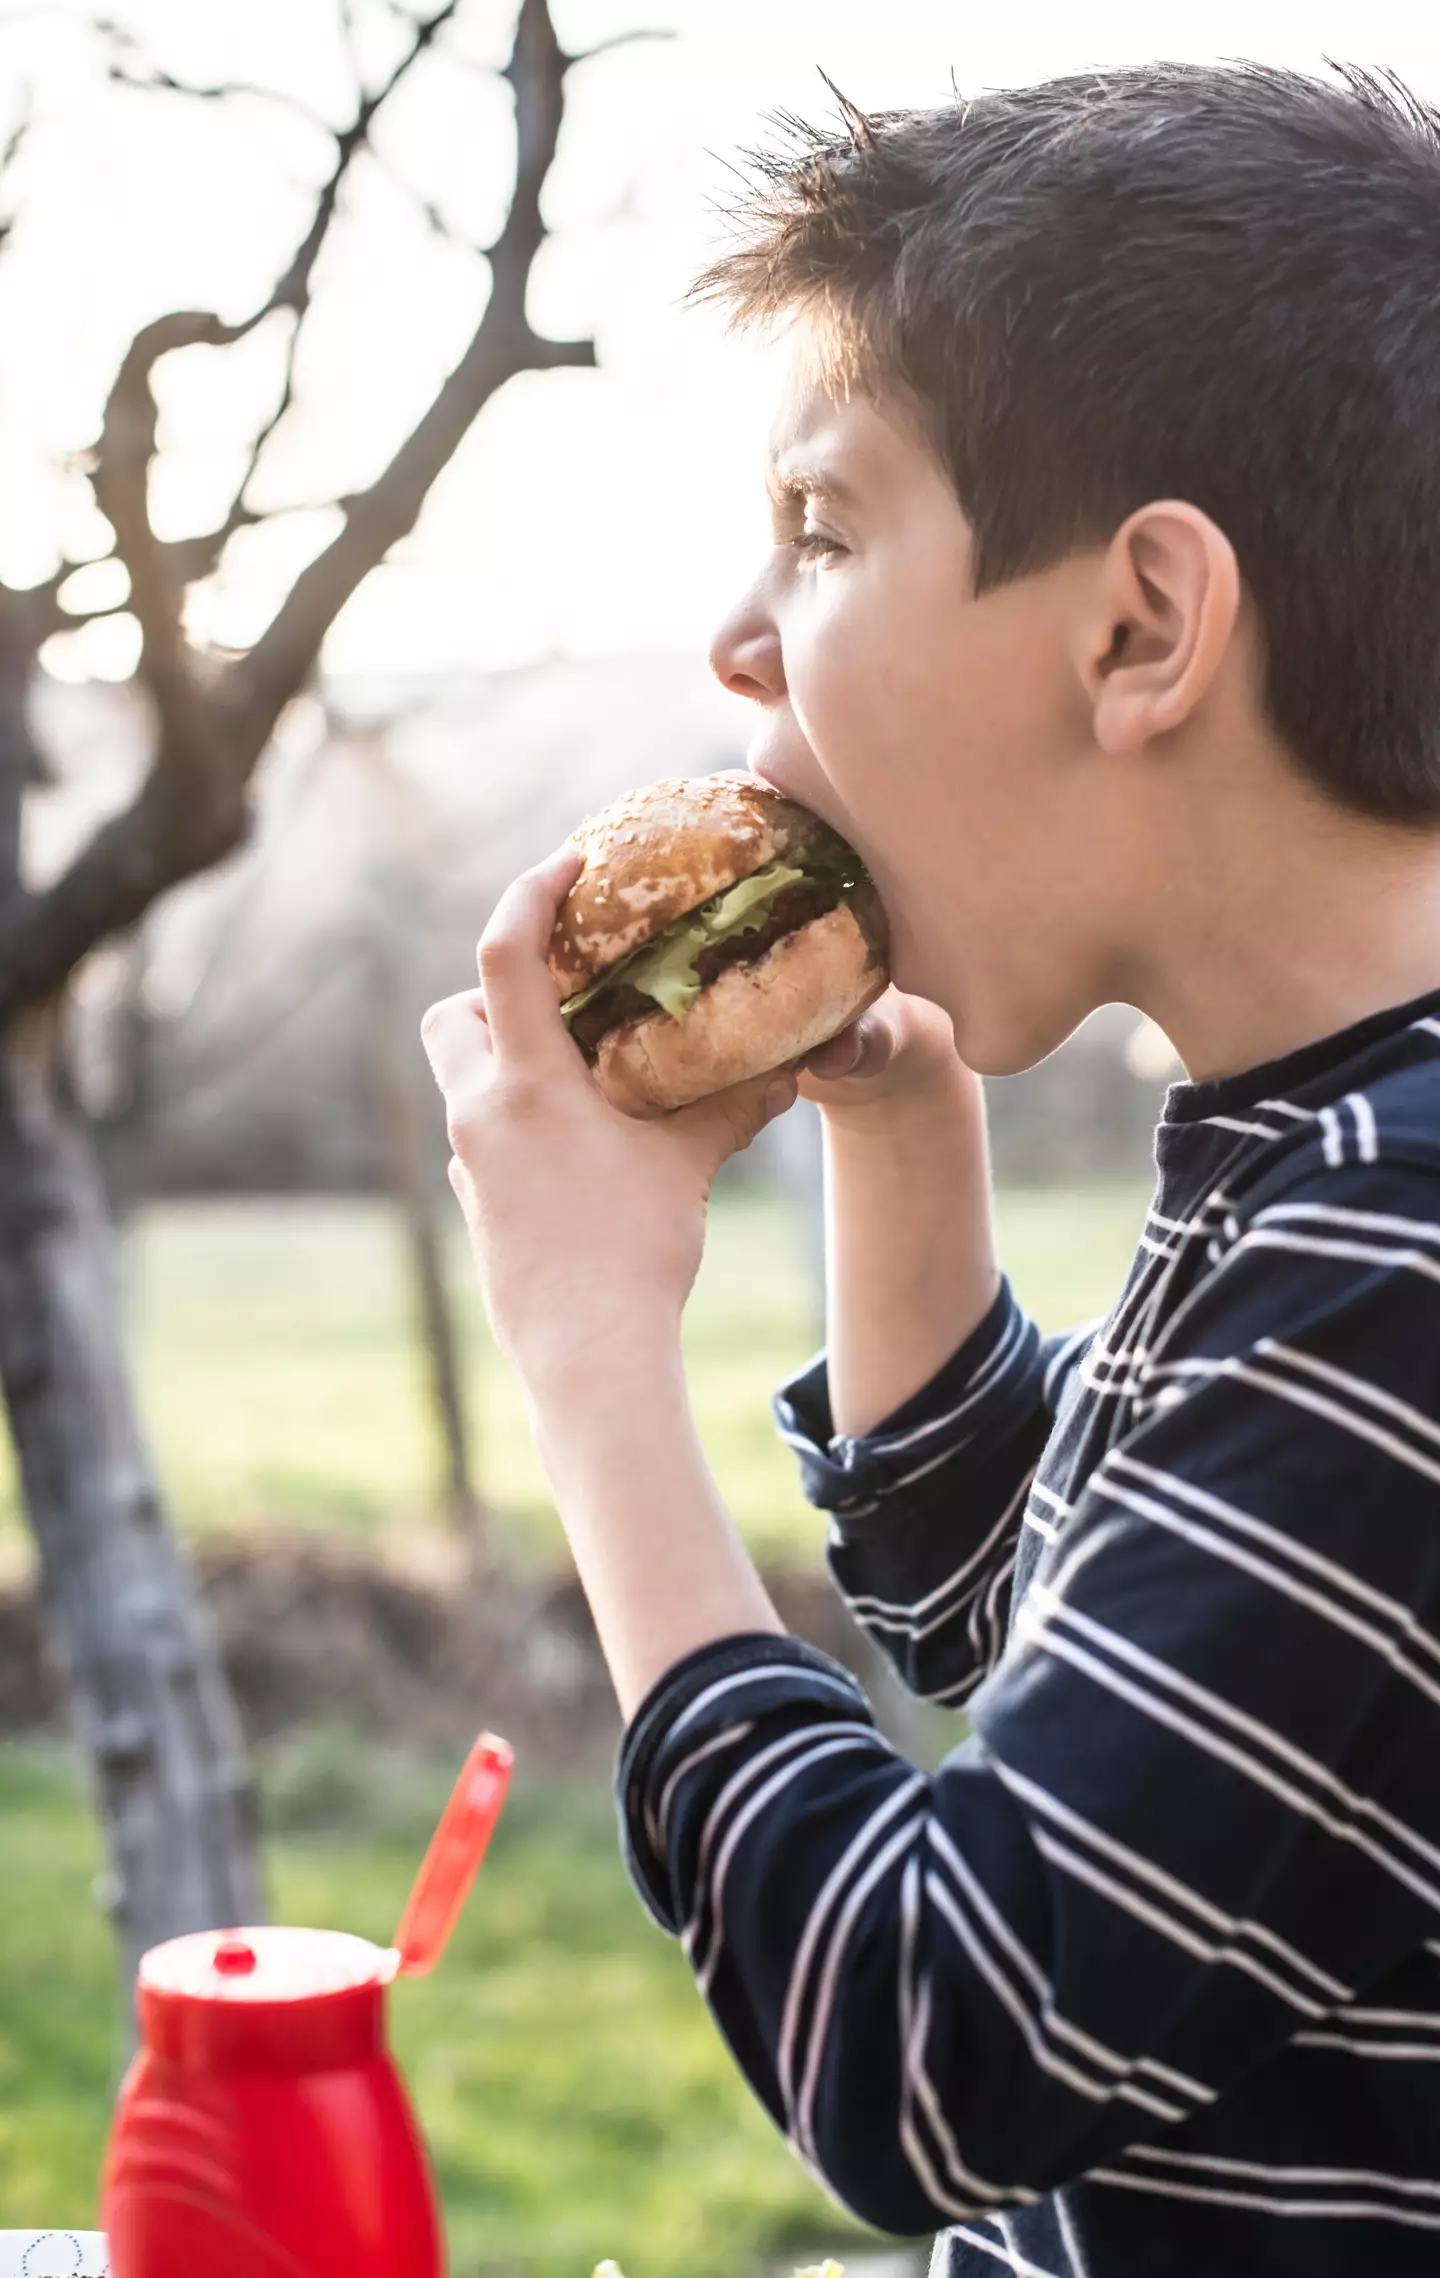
[364,873,483,1539]
[0,998,264,2000]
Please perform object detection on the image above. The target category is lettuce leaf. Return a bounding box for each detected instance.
[562,858,806,1029]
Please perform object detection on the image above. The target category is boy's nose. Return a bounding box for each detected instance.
[708,586,785,705]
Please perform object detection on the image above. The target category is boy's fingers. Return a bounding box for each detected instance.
[668,1066,798,1175]
[476,844,584,1065]
[803,1005,897,1085]
[420,990,492,1094]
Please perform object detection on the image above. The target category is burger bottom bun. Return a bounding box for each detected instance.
[592,899,889,1118]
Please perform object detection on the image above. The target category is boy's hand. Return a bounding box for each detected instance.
[421,847,797,1397]
[800,987,975,1116]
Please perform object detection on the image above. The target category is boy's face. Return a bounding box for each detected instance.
[708,336,1130,1075]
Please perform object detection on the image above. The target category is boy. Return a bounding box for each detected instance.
[422,61,1440,2277]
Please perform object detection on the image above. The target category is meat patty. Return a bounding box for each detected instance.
[566,873,872,1061]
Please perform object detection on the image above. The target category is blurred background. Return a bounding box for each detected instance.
[0,2,1426,2272]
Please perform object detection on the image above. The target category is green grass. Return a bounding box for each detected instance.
[0,1181,1149,1563]
[0,1742,878,2278]
[0,1180,1152,2269]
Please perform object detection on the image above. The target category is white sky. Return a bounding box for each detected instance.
[3,0,1440,680]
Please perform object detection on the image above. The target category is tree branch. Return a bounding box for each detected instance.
[367,149,489,259]
[0,84,33,252]
[100,39,336,145]
[563,27,675,67]
[228,0,586,726]
[0,0,600,1036]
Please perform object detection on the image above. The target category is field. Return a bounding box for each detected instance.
[0,1178,1150,1561]
[0,1177,1150,2271]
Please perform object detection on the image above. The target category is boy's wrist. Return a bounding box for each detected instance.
[816,1054,986,1144]
[520,1300,686,1425]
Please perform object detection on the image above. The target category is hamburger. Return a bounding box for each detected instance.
[547,774,889,1117]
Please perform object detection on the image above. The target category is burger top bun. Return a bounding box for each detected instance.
[546,772,835,1003]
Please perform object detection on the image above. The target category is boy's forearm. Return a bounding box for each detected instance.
[821,1064,1000,1439]
[529,1339,783,1721]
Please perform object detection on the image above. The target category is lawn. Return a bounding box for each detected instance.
[0,1178,1149,1566]
[0,1175,1151,2272]
[0,1741,881,2277]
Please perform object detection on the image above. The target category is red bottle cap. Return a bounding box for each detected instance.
[392,1732,514,1977]
[138,1926,392,2073]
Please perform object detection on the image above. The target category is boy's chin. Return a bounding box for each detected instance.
[947,992,1090,1079]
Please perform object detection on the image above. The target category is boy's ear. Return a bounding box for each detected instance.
[1080,501,1241,754]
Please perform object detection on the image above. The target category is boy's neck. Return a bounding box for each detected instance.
[1126,759,1440,1085]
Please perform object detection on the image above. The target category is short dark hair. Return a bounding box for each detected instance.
[691,62,1440,825]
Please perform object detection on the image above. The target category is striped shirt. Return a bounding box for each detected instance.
[618,985,1440,2277]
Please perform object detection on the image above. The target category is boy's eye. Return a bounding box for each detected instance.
[787,530,845,563]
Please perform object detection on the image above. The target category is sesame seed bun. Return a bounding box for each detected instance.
[546,772,838,1002]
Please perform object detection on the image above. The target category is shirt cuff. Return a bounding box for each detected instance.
[616,1630,874,1933]
[771,1274,1047,1527]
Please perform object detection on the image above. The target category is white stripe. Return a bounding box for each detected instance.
[992,1757,1349,2002]
[1294,2031,1440,2060]
[691,1734,882,1992]
[902,1858,1034,2214]
[1146,1196,1234,1235]
[1029,1561,1440,1876]
[1254,1100,1315,1123]
[899,1859,1019,2214]
[1253,1338,1440,1457]
[666,1661,859,1745]
[1318,1104,1346,1166]
[926,1818,1211,2106]
[1346,1090,1379,1161]
[1257,1339,1440,1448]
[1343,2004,1440,2026]
[796,1807,928,2158]
[1216,1357,1440,1488]
[776,1773,926,2113]
[1031,1827,1327,2017]
[945,2227,1061,2278]
[969,1549,1017,1679]
[1412,1016,1440,1043]
[1019,1605,1440,1914]
[901,1974,1018,2215]
[917,1661,989,1708]
[1227,1224,1440,1291]
[1088,2167,1440,2231]
[1033,1574,1440,1873]
[1030,1481,1074,1519]
[844,1470,1034,1633]
[1043,1318,1102,1405]
[1023,1511,1058,1544]
[1106,1452,1440,1689]
[651,1721,755,1851]
[1202,1114,1290,1140]
[922,1856,1186,2122]
[692,1721,880,1895]
[1098,1465,1440,1713]
[1252,1197,1440,1250]
[1110,1451,1440,1644]
[1126,2142,1440,2199]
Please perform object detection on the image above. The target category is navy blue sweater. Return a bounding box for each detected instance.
[618,986,1440,2276]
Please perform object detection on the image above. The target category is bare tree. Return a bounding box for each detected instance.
[0,0,657,1992]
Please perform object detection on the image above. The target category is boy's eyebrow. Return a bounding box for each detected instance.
[764,458,858,511]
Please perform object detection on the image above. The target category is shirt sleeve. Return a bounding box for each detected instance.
[772,1277,1099,1704]
[623,1162,1440,2236]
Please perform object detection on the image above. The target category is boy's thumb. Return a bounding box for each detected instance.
[668,1067,799,1175]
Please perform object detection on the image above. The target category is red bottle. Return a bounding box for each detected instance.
[101,1734,513,2278]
